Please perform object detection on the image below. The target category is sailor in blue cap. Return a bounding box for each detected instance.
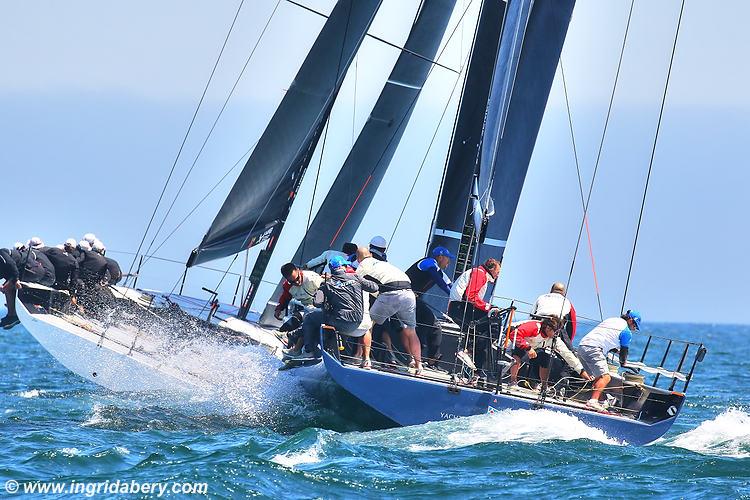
[578,309,642,410]
[403,246,455,366]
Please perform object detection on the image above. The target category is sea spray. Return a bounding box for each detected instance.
[667,407,750,458]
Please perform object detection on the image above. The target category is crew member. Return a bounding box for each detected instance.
[289,255,378,361]
[578,310,641,410]
[304,242,358,273]
[275,263,324,320]
[39,244,79,291]
[369,236,388,262]
[0,248,21,329]
[448,258,502,372]
[404,246,454,366]
[507,317,591,388]
[357,247,423,374]
[531,282,577,345]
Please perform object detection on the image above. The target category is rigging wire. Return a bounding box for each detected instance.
[141,0,282,263]
[329,0,476,253]
[285,0,459,75]
[140,142,256,267]
[300,117,333,262]
[562,0,635,316]
[621,0,686,314]
[125,0,247,285]
[560,63,604,321]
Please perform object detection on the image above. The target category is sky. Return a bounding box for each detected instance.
[1,0,748,325]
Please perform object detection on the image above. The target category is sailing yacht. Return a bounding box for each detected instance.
[15,0,707,444]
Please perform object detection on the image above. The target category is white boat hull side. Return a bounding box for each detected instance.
[216,316,285,359]
[16,297,204,393]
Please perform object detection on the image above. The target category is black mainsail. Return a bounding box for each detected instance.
[187,0,382,268]
[265,0,458,304]
[428,0,506,289]
[428,0,575,311]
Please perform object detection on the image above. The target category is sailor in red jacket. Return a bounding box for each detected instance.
[507,317,591,388]
[447,258,501,371]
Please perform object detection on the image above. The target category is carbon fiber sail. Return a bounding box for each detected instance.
[284,0,457,273]
[187,0,382,268]
[430,0,575,297]
[475,0,576,264]
[427,0,506,299]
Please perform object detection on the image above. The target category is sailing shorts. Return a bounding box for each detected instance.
[369,289,417,329]
[578,344,609,378]
[512,347,550,368]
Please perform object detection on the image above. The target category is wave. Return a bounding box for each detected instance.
[14,389,46,399]
[376,409,621,451]
[270,437,325,468]
[268,409,620,468]
[666,408,750,458]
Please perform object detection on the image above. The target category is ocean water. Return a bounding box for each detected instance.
[1,309,748,499]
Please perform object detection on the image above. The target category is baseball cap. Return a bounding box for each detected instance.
[329,255,348,270]
[369,235,387,249]
[625,310,642,330]
[431,246,455,259]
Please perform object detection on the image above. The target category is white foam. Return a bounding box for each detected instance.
[114,446,130,455]
[60,447,81,456]
[667,408,750,458]
[82,403,107,427]
[15,389,45,399]
[353,409,621,452]
[270,438,324,468]
[157,339,299,417]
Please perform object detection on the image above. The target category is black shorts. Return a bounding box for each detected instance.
[512,347,550,368]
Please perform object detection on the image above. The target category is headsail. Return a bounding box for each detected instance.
[187,0,383,268]
[265,0,457,303]
[428,0,575,310]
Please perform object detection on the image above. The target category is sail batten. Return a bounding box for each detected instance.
[188,0,383,268]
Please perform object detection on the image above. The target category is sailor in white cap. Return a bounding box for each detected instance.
[28,237,45,249]
[82,233,97,247]
[369,235,388,262]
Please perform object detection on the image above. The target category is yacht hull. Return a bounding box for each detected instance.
[16,295,204,393]
[321,350,681,445]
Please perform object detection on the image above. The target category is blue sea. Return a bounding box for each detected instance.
[1,306,748,499]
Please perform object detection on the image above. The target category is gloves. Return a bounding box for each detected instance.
[487,307,502,319]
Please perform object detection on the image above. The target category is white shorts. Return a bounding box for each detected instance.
[369,289,417,329]
[578,345,609,378]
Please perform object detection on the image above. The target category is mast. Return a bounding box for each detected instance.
[425,0,576,313]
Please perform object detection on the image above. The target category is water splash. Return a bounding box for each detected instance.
[667,408,750,458]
